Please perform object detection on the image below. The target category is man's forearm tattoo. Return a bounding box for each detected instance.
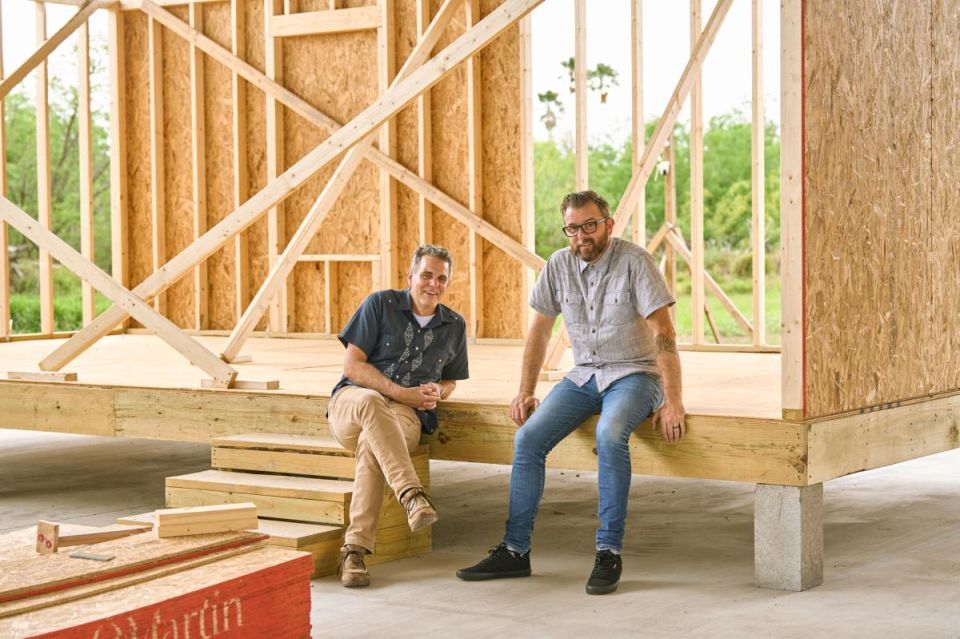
[656,334,678,355]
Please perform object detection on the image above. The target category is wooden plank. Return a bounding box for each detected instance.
[78,21,95,326]
[519,14,534,339]
[155,503,259,538]
[108,6,129,295]
[466,0,482,338]
[0,381,115,436]
[189,3,208,330]
[630,0,645,245]
[200,378,280,390]
[35,3,54,335]
[0,198,238,387]
[378,0,398,290]
[166,469,352,501]
[664,138,677,313]
[165,487,347,524]
[0,0,104,100]
[212,446,356,479]
[269,6,380,38]
[148,15,166,316]
[265,0,286,334]
[780,0,803,417]
[7,371,78,382]
[416,0,433,245]
[0,0,8,339]
[751,0,765,347]
[42,0,548,373]
[806,392,960,485]
[574,0,587,189]
[689,0,704,345]
[56,524,152,548]
[232,0,249,325]
[212,432,350,452]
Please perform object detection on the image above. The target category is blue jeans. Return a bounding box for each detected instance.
[503,373,663,554]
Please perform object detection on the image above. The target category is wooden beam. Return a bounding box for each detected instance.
[378,0,398,290]
[689,0,704,345]
[190,4,208,330]
[36,3,54,335]
[0,0,104,100]
[42,0,547,372]
[0,0,9,339]
[519,14,534,339]
[299,254,379,262]
[663,138,677,311]
[232,0,249,324]
[466,0,482,338]
[751,0,766,347]
[574,0,587,190]
[201,379,279,390]
[630,0,645,245]
[323,260,335,335]
[155,503,258,538]
[148,16,166,316]
[7,371,78,383]
[219,0,464,363]
[0,197,237,387]
[416,0,433,245]
[78,21,95,326]
[269,6,380,38]
[780,0,804,419]
[108,6,128,296]
[265,0,287,334]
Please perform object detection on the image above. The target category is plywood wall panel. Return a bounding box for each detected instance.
[162,6,196,329]
[201,2,237,330]
[292,262,323,332]
[931,0,960,394]
[337,262,373,330]
[479,0,522,337]
[803,1,938,417]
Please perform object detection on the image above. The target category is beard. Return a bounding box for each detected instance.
[571,235,608,262]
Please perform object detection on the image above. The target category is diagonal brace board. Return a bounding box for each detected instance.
[543,0,734,369]
[220,0,465,363]
[137,0,543,272]
[0,197,237,387]
[40,0,546,373]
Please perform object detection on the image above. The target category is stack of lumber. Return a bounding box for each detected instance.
[0,526,312,638]
[161,433,431,576]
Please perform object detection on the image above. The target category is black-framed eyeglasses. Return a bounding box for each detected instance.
[561,218,607,237]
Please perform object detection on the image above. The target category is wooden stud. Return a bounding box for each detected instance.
[664,138,677,312]
[8,371,79,383]
[78,21,95,325]
[190,4,208,330]
[36,521,60,554]
[378,0,398,290]
[323,261,335,335]
[751,0,766,347]
[466,0,482,338]
[0,198,237,388]
[574,0,587,190]
[148,16,166,316]
[0,0,104,100]
[269,6,380,37]
[36,2,54,335]
[43,0,547,372]
[780,0,803,417]
[630,0,645,245]
[232,0,249,324]
[416,0,432,245]
[689,0,704,345]
[201,379,280,390]
[265,0,287,334]
[108,6,128,296]
[519,14,534,339]
[0,0,9,339]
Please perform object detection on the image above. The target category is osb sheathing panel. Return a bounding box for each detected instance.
[202,2,237,329]
[244,0,269,331]
[478,0,522,338]
[393,0,422,285]
[931,0,960,394]
[282,5,379,333]
[802,1,956,418]
[122,12,151,324]
[162,6,196,329]
[337,262,373,330]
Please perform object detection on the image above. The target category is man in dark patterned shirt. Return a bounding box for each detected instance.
[458,190,685,595]
[328,245,469,588]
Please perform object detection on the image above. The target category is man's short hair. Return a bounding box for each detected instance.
[409,244,453,275]
[560,190,611,218]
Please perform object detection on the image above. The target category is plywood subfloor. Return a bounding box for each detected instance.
[0,334,781,419]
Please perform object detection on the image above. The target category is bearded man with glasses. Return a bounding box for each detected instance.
[457,190,685,595]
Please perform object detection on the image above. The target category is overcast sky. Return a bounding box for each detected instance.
[2,0,780,143]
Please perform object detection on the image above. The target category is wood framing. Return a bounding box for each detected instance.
[750,0,765,347]
[574,0,587,190]
[630,0,644,245]
[689,0,705,345]
[466,0,482,338]
[268,6,380,38]
[148,15,167,316]
[109,6,129,294]
[264,0,286,334]
[663,138,677,308]
[378,0,398,291]
[35,3,54,335]
[0,0,8,340]
[232,0,249,326]
[78,21,96,326]
[190,3,208,330]
[416,0,433,245]
[519,13,534,339]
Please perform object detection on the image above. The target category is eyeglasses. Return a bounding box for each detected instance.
[561,218,607,237]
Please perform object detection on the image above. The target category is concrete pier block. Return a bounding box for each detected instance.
[754,483,823,591]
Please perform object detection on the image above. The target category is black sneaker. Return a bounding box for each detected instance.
[456,543,531,581]
[585,549,622,595]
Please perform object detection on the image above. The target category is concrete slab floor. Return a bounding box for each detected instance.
[0,429,956,638]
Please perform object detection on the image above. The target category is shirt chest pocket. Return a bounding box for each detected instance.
[602,289,635,326]
[559,293,586,326]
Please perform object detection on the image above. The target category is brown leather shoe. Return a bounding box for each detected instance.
[402,488,438,532]
[338,545,370,588]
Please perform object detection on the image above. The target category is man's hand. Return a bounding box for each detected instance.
[509,392,540,427]
[651,399,686,444]
[417,382,443,410]
[395,385,439,410]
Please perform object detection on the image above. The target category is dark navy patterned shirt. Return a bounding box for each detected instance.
[331,289,470,398]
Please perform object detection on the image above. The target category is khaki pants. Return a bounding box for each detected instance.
[327,385,423,552]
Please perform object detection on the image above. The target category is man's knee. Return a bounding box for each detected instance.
[595,417,633,451]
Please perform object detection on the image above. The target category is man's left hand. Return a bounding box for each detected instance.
[417,382,443,410]
[651,399,686,444]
